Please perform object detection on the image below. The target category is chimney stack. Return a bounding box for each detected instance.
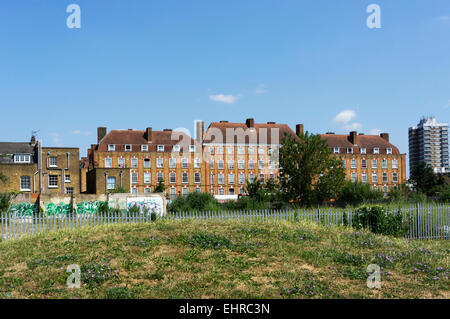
[30,135,36,146]
[296,124,304,136]
[349,131,358,145]
[195,120,204,143]
[380,133,389,142]
[145,127,152,142]
[97,127,107,143]
[246,118,255,128]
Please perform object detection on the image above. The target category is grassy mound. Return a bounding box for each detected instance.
[0,220,448,299]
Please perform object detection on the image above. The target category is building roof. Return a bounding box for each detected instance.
[320,133,402,155]
[97,129,196,152]
[203,121,299,145]
[0,142,37,164]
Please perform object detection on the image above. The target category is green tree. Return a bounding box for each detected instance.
[409,162,444,196]
[279,131,345,206]
[0,172,7,184]
[153,179,166,193]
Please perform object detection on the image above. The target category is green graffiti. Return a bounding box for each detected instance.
[9,203,38,218]
[45,202,72,216]
[76,201,101,215]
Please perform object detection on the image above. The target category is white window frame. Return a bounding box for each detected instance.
[157,145,165,152]
[169,172,176,184]
[105,158,112,168]
[228,173,235,184]
[169,158,176,168]
[108,144,115,151]
[194,158,201,168]
[65,174,71,183]
[144,158,151,168]
[156,158,163,168]
[48,175,59,188]
[173,145,181,152]
[49,156,58,167]
[189,145,195,153]
[125,144,132,152]
[141,144,148,152]
[182,158,189,169]
[194,172,201,184]
[107,177,116,190]
[360,147,366,154]
[182,172,189,184]
[144,172,151,184]
[333,147,339,154]
[131,172,138,184]
[20,176,31,191]
[131,157,138,168]
[386,148,392,155]
[373,147,380,154]
[118,158,125,168]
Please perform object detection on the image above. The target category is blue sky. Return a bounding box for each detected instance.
[1,1,449,175]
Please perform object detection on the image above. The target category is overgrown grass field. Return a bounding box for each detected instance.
[0,219,448,299]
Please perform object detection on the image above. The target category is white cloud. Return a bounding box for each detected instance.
[343,122,363,131]
[72,130,91,136]
[50,132,63,147]
[333,110,356,124]
[254,84,267,95]
[369,128,382,135]
[209,94,240,104]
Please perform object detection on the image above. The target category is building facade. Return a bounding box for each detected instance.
[86,127,207,198]
[0,136,80,195]
[409,117,449,174]
[320,131,407,193]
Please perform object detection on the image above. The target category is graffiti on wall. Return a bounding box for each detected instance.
[9,203,39,218]
[127,197,163,216]
[45,203,73,216]
[76,201,102,215]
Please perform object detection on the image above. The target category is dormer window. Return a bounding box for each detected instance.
[14,154,31,163]
[360,147,366,154]
[108,144,115,151]
[189,145,195,152]
[157,145,164,152]
[373,147,380,154]
[347,147,353,154]
[386,148,392,154]
[333,147,339,154]
[173,145,181,152]
[141,145,148,152]
[125,144,132,152]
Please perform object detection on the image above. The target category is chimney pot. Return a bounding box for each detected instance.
[380,133,390,142]
[246,118,255,128]
[145,127,152,142]
[296,124,304,136]
[349,131,358,145]
[195,120,204,143]
[97,127,107,143]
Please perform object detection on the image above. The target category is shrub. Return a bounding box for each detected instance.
[338,181,384,205]
[352,205,410,237]
[167,192,220,212]
[0,192,13,213]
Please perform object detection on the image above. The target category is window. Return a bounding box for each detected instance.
[173,145,181,152]
[393,172,398,183]
[194,172,201,184]
[218,160,224,169]
[194,158,201,168]
[144,173,151,184]
[240,187,245,194]
[218,173,224,184]
[342,159,346,169]
[144,158,151,168]
[269,173,275,181]
[125,144,132,152]
[228,173,234,184]
[372,159,377,169]
[229,188,235,195]
[141,145,148,152]
[227,147,234,155]
[49,175,58,188]
[238,147,244,155]
[182,158,188,168]
[333,147,339,154]
[14,154,31,163]
[372,173,378,183]
[182,172,188,184]
[210,159,214,169]
[169,158,176,168]
[383,186,388,193]
[351,159,356,169]
[210,174,214,184]
[218,147,224,155]
[157,145,164,152]
[360,147,366,154]
[238,160,245,169]
[131,158,138,168]
[258,160,265,169]
[383,172,388,183]
[259,173,265,182]
[49,156,58,167]
[108,144,115,151]
[269,160,275,169]
[382,159,387,169]
[211,187,215,195]
[361,159,367,169]
[209,147,214,155]
[258,147,265,155]
[169,172,176,184]
[105,158,112,168]
[195,187,201,193]
[189,145,195,153]
[157,172,163,183]
[249,173,255,183]
[248,147,255,155]
[157,158,163,168]
[107,177,116,190]
[65,174,71,183]
[392,160,398,169]
[373,185,378,191]
[118,158,125,168]
[347,147,353,154]
[66,187,74,194]
[249,160,255,170]
[132,187,138,194]
[219,188,225,195]
[228,160,234,169]
[170,188,176,200]
[239,173,245,184]
[387,148,392,155]
[20,176,31,191]
[362,173,367,183]
[351,172,357,182]
[144,188,151,193]
[373,147,379,154]
[132,172,138,184]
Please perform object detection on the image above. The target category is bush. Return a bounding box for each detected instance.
[338,181,384,205]
[0,192,13,212]
[352,205,410,237]
[167,192,220,212]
